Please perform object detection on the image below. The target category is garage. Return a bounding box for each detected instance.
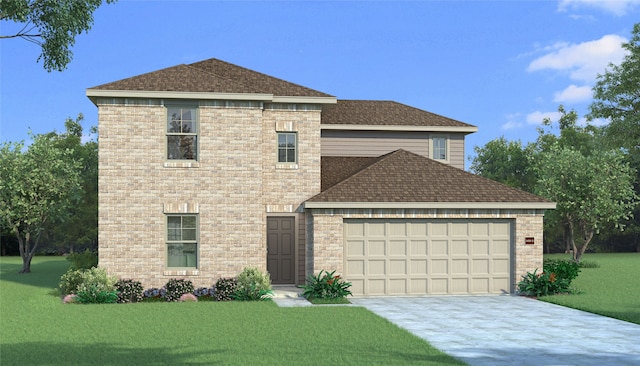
[343,218,513,296]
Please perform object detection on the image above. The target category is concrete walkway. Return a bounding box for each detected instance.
[351,296,640,366]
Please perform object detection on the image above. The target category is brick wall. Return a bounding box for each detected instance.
[98,101,321,288]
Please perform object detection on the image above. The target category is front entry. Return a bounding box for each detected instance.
[267,216,295,284]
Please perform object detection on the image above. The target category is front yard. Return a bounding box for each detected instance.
[0,256,463,365]
[541,253,640,324]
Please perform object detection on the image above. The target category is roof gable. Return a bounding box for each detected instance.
[89,58,333,98]
[321,100,475,128]
[309,150,553,207]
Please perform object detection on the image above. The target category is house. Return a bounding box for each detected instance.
[86,58,554,296]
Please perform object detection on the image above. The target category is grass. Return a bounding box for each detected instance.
[0,256,464,366]
[306,297,351,305]
[541,253,640,325]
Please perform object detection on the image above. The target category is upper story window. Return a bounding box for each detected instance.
[277,132,297,163]
[167,107,198,160]
[432,136,448,161]
[167,215,198,268]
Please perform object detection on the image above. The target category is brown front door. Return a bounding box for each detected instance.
[267,216,295,284]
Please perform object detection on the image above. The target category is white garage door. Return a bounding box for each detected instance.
[344,219,512,296]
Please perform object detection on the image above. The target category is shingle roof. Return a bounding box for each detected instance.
[321,100,475,128]
[309,150,551,204]
[89,58,333,97]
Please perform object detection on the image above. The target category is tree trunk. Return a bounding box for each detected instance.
[15,229,41,273]
[574,230,594,263]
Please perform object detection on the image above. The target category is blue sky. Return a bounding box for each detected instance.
[1,0,639,167]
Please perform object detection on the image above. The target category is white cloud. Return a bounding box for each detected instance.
[527,34,627,83]
[553,84,592,103]
[558,0,640,16]
[501,120,523,130]
[526,111,562,125]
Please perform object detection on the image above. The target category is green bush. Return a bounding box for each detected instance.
[163,278,195,302]
[518,260,581,297]
[66,249,98,270]
[115,279,144,303]
[234,267,273,301]
[302,270,352,300]
[214,277,237,301]
[59,269,86,295]
[73,267,117,304]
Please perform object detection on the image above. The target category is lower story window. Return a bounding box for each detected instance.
[167,215,198,268]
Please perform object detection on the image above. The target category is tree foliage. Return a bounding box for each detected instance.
[589,23,640,151]
[469,137,537,192]
[536,145,637,262]
[0,132,82,272]
[0,0,116,71]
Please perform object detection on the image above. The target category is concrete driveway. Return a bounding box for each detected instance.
[351,296,640,366]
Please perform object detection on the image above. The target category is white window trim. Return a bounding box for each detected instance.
[430,134,450,163]
[165,105,199,165]
[165,214,199,270]
[276,131,298,168]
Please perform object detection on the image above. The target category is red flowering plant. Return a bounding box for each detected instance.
[302,270,352,300]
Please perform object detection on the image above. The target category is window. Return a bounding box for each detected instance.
[167,107,197,160]
[432,136,447,161]
[166,215,197,268]
[277,132,297,163]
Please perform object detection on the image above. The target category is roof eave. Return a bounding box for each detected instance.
[320,124,478,133]
[304,202,556,210]
[86,89,337,105]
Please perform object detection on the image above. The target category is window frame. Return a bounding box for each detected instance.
[277,132,297,164]
[166,105,199,161]
[431,135,449,163]
[166,214,198,269]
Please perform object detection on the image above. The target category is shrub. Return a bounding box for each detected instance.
[76,286,118,304]
[178,293,198,302]
[73,267,117,304]
[214,277,237,301]
[234,267,273,301]
[164,278,195,302]
[302,270,352,300]
[543,259,581,283]
[194,287,215,301]
[66,249,98,270]
[115,279,144,303]
[59,269,86,295]
[143,288,166,302]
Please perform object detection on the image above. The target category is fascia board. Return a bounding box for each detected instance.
[86,89,273,101]
[320,124,478,133]
[304,202,557,210]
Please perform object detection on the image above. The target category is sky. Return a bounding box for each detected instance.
[1,0,639,168]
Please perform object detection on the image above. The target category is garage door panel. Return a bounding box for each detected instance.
[431,278,448,294]
[344,219,512,296]
[346,260,365,276]
[411,279,428,293]
[431,240,448,255]
[411,259,428,275]
[451,278,469,293]
[389,279,407,294]
[368,240,386,256]
[472,240,490,255]
[410,240,428,255]
[472,259,489,275]
[368,279,386,295]
[431,259,448,274]
[346,240,365,256]
[369,260,385,275]
[452,240,469,255]
[390,240,407,256]
[451,259,469,274]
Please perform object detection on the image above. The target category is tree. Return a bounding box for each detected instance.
[0,133,82,273]
[589,22,640,151]
[535,145,638,263]
[469,137,537,192]
[43,115,98,254]
[0,0,116,71]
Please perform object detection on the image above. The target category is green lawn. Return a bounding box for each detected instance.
[0,256,464,366]
[541,253,640,324]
